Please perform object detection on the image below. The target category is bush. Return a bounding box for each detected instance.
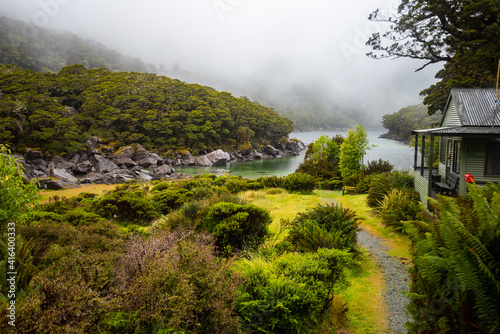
[95,189,158,225]
[286,203,360,253]
[151,189,193,214]
[378,189,426,231]
[364,159,393,174]
[109,230,242,334]
[235,248,355,334]
[367,170,417,209]
[284,172,316,193]
[203,202,272,256]
[258,175,286,189]
[406,183,500,333]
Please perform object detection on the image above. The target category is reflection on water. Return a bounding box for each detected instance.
[177,131,414,179]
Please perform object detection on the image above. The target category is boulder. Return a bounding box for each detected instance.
[253,151,263,160]
[78,172,111,184]
[176,151,195,166]
[263,145,278,157]
[78,153,89,163]
[24,149,44,162]
[286,140,306,154]
[114,157,137,168]
[109,170,137,184]
[29,158,48,168]
[154,165,174,176]
[56,161,75,170]
[50,156,66,165]
[114,146,135,160]
[72,161,94,174]
[139,153,160,168]
[195,149,230,167]
[37,178,66,190]
[49,168,78,184]
[86,136,103,156]
[99,146,114,159]
[133,144,150,162]
[89,154,119,173]
[69,154,81,164]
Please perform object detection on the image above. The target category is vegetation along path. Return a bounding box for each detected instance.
[336,194,412,334]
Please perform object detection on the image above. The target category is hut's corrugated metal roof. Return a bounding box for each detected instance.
[412,126,500,136]
[452,88,500,126]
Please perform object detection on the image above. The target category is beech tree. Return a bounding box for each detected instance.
[339,124,372,179]
[367,0,500,114]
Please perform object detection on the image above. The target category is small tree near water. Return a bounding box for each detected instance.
[339,124,372,179]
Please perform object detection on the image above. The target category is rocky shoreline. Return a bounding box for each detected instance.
[13,137,305,189]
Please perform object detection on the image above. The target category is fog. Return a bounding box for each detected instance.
[0,0,441,127]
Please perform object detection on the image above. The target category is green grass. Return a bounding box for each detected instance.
[40,184,118,204]
[244,190,411,334]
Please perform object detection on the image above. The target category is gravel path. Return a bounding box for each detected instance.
[357,228,412,334]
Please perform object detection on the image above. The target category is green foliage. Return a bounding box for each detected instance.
[295,135,344,182]
[366,170,417,209]
[378,189,427,231]
[203,202,272,256]
[381,104,440,141]
[406,182,500,333]
[285,203,359,253]
[367,1,500,114]
[363,159,393,175]
[283,172,316,193]
[0,64,293,155]
[235,248,356,334]
[95,187,158,225]
[109,230,242,334]
[339,124,372,179]
[152,189,193,215]
[0,144,39,229]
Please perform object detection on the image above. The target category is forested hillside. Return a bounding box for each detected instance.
[381,103,441,142]
[0,64,292,155]
[0,17,155,73]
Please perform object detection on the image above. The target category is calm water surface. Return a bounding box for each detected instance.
[178,131,414,179]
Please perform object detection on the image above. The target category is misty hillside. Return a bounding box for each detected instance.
[0,64,292,155]
[381,103,441,141]
[0,16,361,131]
[0,17,156,73]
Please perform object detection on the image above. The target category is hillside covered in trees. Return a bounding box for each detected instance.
[0,17,155,74]
[381,103,441,142]
[0,64,293,155]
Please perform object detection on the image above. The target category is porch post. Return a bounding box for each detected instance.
[427,134,435,199]
[414,133,419,171]
[420,135,426,176]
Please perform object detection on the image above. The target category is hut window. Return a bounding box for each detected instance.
[485,142,500,176]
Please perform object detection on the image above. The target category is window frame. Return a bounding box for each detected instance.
[485,141,500,177]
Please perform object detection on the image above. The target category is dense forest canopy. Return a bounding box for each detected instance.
[367,0,500,115]
[0,64,293,155]
[0,16,363,131]
[381,103,441,141]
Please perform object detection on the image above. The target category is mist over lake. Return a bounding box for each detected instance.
[178,130,414,179]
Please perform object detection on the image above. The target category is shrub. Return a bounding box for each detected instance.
[284,172,316,193]
[224,176,249,193]
[151,189,193,214]
[258,175,286,189]
[406,183,500,333]
[203,202,272,256]
[364,159,393,174]
[378,189,426,231]
[235,248,355,334]
[109,230,242,334]
[286,203,360,253]
[367,170,417,209]
[95,189,158,225]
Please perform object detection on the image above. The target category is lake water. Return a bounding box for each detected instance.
[177,131,414,179]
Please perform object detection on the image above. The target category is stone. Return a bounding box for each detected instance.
[263,145,278,157]
[132,144,150,162]
[139,154,159,168]
[78,153,89,163]
[56,161,75,170]
[86,136,103,155]
[24,149,44,162]
[78,172,111,184]
[114,157,137,168]
[109,170,137,183]
[72,160,94,174]
[154,164,174,176]
[50,156,66,164]
[195,149,230,167]
[37,178,66,190]
[177,151,195,166]
[49,168,78,184]
[253,151,263,159]
[114,146,134,160]
[69,154,81,164]
[29,159,48,168]
[89,154,119,173]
